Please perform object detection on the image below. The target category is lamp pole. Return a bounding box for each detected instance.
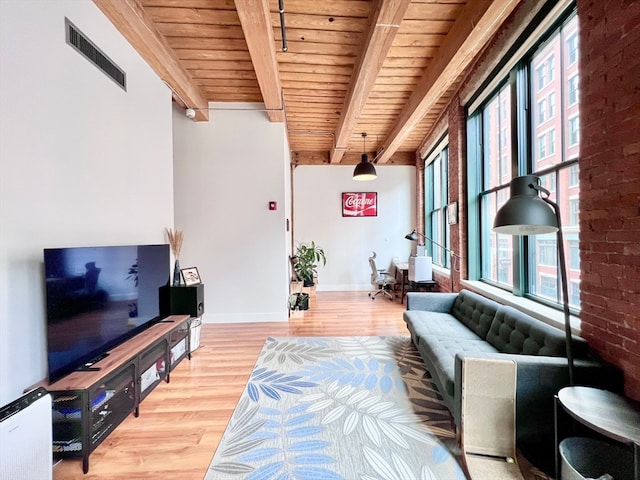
[406,230,459,259]
[536,190,574,387]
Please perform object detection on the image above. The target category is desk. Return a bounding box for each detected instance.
[393,262,436,303]
[555,386,639,480]
[394,262,409,301]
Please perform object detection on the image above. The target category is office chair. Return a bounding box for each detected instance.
[368,251,396,301]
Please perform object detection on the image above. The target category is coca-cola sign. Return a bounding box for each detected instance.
[342,192,377,217]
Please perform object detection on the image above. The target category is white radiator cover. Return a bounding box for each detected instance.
[0,387,52,480]
[409,255,433,282]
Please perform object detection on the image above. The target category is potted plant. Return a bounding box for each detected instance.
[288,291,310,311]
[292,241,327,287]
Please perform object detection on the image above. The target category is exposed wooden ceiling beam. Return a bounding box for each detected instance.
[235,0,285,122]
[375,0,521,164]
[293,150,414,166]
[329,0,412,164]
[93,0,209,122]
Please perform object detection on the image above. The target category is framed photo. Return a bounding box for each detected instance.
[181,267,201,286]
[447,202,458,225]
[342,192,377,217]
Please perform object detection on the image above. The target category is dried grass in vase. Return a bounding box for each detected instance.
[166,228,184,259]
[166,228,184,286]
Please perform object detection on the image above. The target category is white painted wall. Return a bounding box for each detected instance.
[172,104,290,323]
[0,2,417,406]
[0,2,174,405]
[293,166,416,291]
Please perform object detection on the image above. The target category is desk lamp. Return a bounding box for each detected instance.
[404,230,461,291]
[404,230,461,263]
[492,175,574,386]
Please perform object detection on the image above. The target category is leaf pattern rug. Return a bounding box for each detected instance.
[205,336,467,480]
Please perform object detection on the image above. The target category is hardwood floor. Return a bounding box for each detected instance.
[52,291,407,479]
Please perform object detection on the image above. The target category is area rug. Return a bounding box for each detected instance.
[205,336,467,480]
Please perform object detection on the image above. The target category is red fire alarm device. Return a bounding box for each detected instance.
[269,201,277,210]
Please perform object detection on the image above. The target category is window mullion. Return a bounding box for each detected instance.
[426,166,434,258]
[466,114,482,280]
[442,149,450,268]
[509,69,526,296]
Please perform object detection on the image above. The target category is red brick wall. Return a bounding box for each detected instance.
[424,102,466,293]
[448,103,466,293]
[577,0,640,399]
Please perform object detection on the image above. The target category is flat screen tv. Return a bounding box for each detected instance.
[44,244,170,383]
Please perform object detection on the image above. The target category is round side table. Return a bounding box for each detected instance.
[555,386,640,480]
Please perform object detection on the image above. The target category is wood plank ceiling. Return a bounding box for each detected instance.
[94,0,521,166]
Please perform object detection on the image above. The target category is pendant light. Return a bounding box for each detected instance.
[353,132,377,181]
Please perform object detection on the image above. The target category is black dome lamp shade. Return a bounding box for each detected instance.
[404,230,419,241]
[493,175,558,235]
[353,132,377,181]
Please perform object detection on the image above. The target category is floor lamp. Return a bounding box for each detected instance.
[492,175,574,386]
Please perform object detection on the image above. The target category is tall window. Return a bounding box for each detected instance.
[548,55,555,83]
[539,240,557,266]
[569,240,580,270]
[478,85,513,287]
[424,140,450,268]
[568,116,580,146]
[567,32,578,65]
[536,65,545,91]
[469,12,581,311]
[535,53,555,91]
[540,275,557,299]
[538,134,547,158]
[568,75,579,105]
[569,164,579,186]
[569,198,579,226]
[537,99,547,125]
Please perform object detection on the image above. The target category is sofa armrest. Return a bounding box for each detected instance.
[406,292,457,312]
[452,352,623,427]
[453,351,623,473]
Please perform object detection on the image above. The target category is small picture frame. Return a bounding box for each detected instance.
[447,202,458,225]
[181,267,201,286]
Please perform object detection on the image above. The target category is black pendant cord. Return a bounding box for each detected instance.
[279,0,288,52]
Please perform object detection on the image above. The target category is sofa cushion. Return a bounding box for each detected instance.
[417,336,499,397]
[450,290,501,340]
[404,311,487,344]
[406,292,457,312]
[486,305,572,356]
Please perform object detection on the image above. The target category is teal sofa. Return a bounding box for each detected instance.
[403,289,622,471]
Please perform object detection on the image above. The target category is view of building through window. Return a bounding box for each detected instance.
[481,85,513,286]
[475,12,580,310]
[424,142,450,268]
[528,15,580,308]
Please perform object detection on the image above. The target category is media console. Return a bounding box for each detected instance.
[32,315,191,474]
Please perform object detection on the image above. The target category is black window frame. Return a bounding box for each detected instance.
[466,5,581,312]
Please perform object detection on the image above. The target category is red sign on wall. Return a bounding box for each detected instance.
[342,192,377,217]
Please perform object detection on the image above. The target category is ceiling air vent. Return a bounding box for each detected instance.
[65,18,126,91]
